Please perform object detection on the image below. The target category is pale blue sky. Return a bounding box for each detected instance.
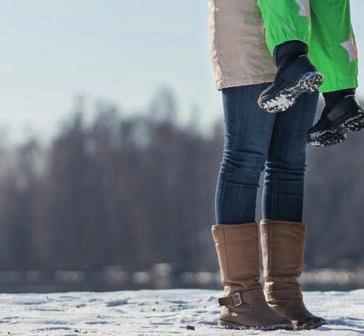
[1,1,364,143]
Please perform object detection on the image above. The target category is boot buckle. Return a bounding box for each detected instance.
[218,292,244,307]
[232,292,243,306]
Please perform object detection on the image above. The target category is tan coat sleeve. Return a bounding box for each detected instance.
[208,0,276,90]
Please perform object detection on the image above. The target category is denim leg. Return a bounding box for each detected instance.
[262,91,319,221]
[215,84,276,224]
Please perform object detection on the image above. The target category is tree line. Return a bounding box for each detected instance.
[0,89,363,274]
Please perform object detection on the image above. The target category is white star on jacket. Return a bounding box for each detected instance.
[341,35,358,62]
[295,0,310,17]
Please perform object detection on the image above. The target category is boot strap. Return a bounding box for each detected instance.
[326,95,362,122]
[218,292,243,307]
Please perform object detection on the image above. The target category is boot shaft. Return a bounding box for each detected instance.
[259,220,326,328]
[211,223,261,293]
[260,219,306,287]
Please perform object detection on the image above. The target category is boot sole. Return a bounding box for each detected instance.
[307,130,346,147]
[218,319,293,331]
[293,318,327,330]
[258,72,323,113]
[346,113,364,132]
[307,112,364,147]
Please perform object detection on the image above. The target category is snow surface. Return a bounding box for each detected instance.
[0,289,363,335]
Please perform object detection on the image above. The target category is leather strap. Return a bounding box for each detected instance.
[218,292,243,307]
[326,95,362,122]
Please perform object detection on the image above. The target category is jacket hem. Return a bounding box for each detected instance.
[216,75,275,90]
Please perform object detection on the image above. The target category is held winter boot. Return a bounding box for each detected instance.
[211,223,291,330]
[260,220,326,330]
[258,54,323,113]
[306,95,364,147]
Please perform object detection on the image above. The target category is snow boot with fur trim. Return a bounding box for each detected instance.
[211,223,292,330]
[260,220,326,330]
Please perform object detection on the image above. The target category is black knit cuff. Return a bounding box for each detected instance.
[274,40,309,66]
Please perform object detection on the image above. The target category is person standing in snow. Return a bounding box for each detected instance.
[257,0,364,146]
[209,0,325,330]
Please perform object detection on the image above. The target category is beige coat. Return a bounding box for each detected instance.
[208,0,276,90]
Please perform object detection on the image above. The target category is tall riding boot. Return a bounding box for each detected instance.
[260,220,326,330]
[211,223,291,330]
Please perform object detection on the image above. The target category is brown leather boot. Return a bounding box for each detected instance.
[260,219,327,330]
[211,223,291,330]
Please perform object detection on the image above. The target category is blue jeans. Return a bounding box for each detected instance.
[215,83,319,224]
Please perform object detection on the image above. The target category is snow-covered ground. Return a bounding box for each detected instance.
[0,289,363,335]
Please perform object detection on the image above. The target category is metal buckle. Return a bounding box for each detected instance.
[232,292,243,307]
